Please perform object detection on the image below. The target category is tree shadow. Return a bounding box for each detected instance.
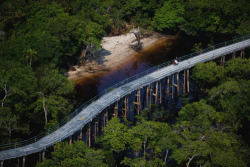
[129,42,143,52]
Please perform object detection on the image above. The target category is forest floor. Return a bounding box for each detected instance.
[67,31,174,80]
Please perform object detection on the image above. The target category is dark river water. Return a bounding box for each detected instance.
[74,35,195,106]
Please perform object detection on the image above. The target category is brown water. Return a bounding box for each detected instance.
[75,35,194,105]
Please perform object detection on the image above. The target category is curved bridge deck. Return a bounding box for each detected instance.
[0,37,250,161]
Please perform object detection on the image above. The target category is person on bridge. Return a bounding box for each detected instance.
[174,57,179,65]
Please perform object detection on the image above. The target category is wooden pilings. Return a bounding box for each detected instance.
[232,52,236,59]
[94,114,99,141]
[22,156,25,167]
[103,109,108,128]
[221,56,225,66]
[42,151,45,162]
[167,77,169,100]
[154,81,162,105]
[86,127,88,145]
[88,123,91,148]
[39,153,41,163]
[106,110,108,125]
[69,135,72,145]
[86,123,91,147]
[177,73,179,96]
[153,82,158,104]
[133,89,141,115]
[94,121,98,141]
[79,127,83,141]
[187,69,190,93]
[159,81,162,104]
[114,102,118,118]
[149,85,152,107]
[183,71,186,94]
[122,96,128,119]
[171,75,174,99]
[241,49,245,59]
[1,161,3,167]
[170,73,180,98]
[146,86,149,108]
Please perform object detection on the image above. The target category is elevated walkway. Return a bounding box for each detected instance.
[0,35,250,161]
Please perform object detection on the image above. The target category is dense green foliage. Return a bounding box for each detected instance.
[37,57,250,166]
[1,0,249,67]
[0,61,75,143]
[36,141,108,167]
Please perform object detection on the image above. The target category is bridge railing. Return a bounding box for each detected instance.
[1,34,249,151]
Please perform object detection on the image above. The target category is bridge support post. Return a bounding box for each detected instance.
[1,160,3,167]
[133,89,141,115]
[103,111,106,129]
[94,121,97,141]
[22,156,26,167]
[69,135,72,145]
[96,115,99,137]
[88,123,91,148]
[146,86,149,108]
[42,151,45,162]
[106,110,108,124]
[223,56,225,66]
[18,158,20,167]
[177,73,179,96]
[86,123,91,147]
[79,127,83,141]
[172,75,174,99]
[149,85,152,107]
[114,102,118,118]
[86,128,88,145]
[159,81,162,104]
[125,96,128,119]
[183,71,186,94]
[221,56,225,66]
[138,89,141,114]
[187,69,190,93]
[153,82,158,105]
[122,96,128,119]
[38,152,41,163]
[167,77,169,100]
[241,49,245,59]
[232,52,236,59]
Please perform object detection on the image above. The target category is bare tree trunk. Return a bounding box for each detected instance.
[164,149,169,164]
[186,135,205,167]
[137,35,140,47]
[37,92,48,123]
[79,45,89,65]
[144,141,146,160]
[132,27,141,48]
[2,116,17,143]
[187,154,197,167]
[29,58,32,67]
[1,82,15,108]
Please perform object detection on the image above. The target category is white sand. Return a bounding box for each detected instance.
[67,31,166,80]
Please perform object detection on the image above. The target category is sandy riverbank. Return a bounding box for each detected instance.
[67,31,173,80]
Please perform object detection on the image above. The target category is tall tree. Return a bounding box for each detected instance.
[35,65,74,129]
[36,141,108,167]
[153,0,186,32]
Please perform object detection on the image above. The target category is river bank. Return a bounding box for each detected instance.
[67,31,178,81]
